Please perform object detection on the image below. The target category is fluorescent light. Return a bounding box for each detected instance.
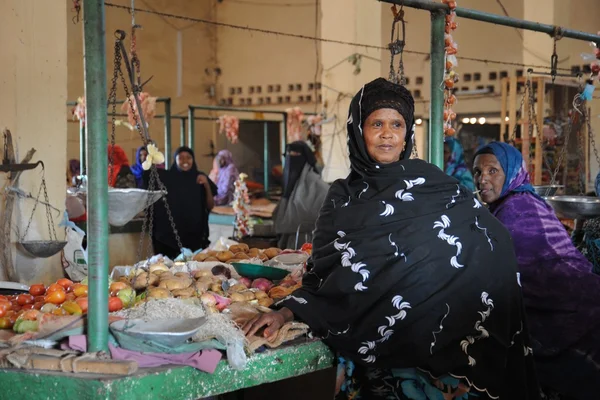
[505,116,509,122]
[462,117,470,124]
[469,117,477,124]
[478,117,486,124]
[415,118,423,125]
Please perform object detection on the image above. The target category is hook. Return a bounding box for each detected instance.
[114,30,127,41]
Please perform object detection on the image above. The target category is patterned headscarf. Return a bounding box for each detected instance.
[444,137,475,191]
[474,142,536,199]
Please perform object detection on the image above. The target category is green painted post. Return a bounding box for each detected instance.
[79,121,86,174]
[188,107,195,151]
[163,98,172,166]
[264,122,269,197]
[82,0,109,353]
[180,118,186,147]
[429,10,446,169]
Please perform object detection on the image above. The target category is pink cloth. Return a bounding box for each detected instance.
[64,335,222,373]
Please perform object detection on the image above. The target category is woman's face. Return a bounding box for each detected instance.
[473,154,506,204]
[139,150,148,163]
[176,151,194,172]
[363,108,407,164]
[218,155,227,168]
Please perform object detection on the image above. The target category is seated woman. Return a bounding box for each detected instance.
[273,141,329,249]
[473,142,600,399]
[130,145,147,188]
[108,144,136,189]
[147,146,217,259]
[444,136,475,191]
[209,150,239,206]
[245,78,540,399]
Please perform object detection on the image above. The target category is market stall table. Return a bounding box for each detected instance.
[0,340,334,400]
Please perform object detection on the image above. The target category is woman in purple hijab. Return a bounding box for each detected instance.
[211,150,239,206]
[473,141,600,399]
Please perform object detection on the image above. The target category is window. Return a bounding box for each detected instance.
[285,96,291,103]
[227,98,233,105]
[256,86,262,94]
[239,98,245,106]
[277,96,283,104]
[413,90,421,98]
[265,97,272,104]
[489,72,498,81]
[416,77,424,85]
[487,85,495,93]
[516,69,524,77]
[229,87,235,95]
[464,73,472,82]
[268,85,274,93]
[404,77,410,85]
[249,86,255,94]
[306,95,312,102]
[295,83,302,91]
[275,85,281,92]
[571,65,582,75]
[236,87,242,94]
[288,84,294,92]
[298,95,305,103]
[246,98,252,105]
[473,73,481,82]
[499,71,508,79]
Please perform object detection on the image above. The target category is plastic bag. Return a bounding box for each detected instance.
[60,215,88,281]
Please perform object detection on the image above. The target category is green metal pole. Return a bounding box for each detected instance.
[79,121,86,175]
[264,122,269,197]
[430,10,446,169]
[188,107,195,151]
[381,0,600,44]
[180,118,186,147]
[83,0,109,353]
[163,98,172,166]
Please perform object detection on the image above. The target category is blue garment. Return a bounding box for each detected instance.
[130,145,146,188]
[444,137,475,191]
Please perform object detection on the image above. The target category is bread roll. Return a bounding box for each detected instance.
[205,257,219,262]
[217,251,235,262]
[193,269,212,279]
[193,253,208,262]
[171,286,196,298]
[133,272,159,290]
[158,277,193,290]
[247,248,260,258]
[234,252,250,260]
[258,297,274,307]
[147,287,172,299]
[149,263,169,275]
[264,247,282,259]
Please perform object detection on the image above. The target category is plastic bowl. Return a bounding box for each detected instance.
[231,262,289,280]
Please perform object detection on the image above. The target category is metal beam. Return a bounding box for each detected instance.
[82,0,109,353]
[429,10,445,169]
[381,0,600,44]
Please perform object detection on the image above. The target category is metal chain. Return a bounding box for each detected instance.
[509,81,528,143]
[550,110,574,186]
[108,40,122,185]
[21,177,44,241]
[20,167,57,241]
[388,4,406,85]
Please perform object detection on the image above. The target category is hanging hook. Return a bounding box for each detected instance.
[550,26,564,84]
[388,2,407,85]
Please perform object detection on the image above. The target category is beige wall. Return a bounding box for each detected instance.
[0,1,68,284]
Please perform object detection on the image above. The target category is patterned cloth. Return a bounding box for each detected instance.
[444,137,475,191]
[277,79,540,399]
[212,150,239,206]
[479,142,600,399]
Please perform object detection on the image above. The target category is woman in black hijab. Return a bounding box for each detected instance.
[244,78,540,399]
[273,141,329,249]
[147,146,217,259]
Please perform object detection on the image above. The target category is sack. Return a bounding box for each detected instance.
[61,224,88,282]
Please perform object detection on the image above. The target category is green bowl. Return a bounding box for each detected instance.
[231,262,289,280]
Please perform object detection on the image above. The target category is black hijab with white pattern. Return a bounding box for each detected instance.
[276,78,540,399]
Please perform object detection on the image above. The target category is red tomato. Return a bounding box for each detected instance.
[33,302,43,310]
[16,294,34,306]
[0,303,9,317]
[72,283,88,298]
[29,284,46,296]
[0,295,9,302]
[108,297,123,312]
[20,310,40,321]
[75,297,88,313]
[56,278,74,291]
[46,283,64,294]
[109,282,128,296]
[34,296,45,303]
[44,290,66,305]
[21,304,35,310]
[65,293,76,302]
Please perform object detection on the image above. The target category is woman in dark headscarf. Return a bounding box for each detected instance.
[473,142,600,399]
[273,141,329,249]
[244,78,540,399]
[147,146,217,259]
[130,145,147,188]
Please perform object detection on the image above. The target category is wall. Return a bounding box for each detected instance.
[67,0,217,172]
[0,1,68,284]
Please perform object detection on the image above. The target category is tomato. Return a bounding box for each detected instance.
[32,302,43,310]
[75,297,88,313]
[11,305,21,313]
[21,304,35,310]
[52,307,68,316]
[0,295,9,302]
[34,296,45,303]
[29,284,46,296]
[56,278,74,291]
[65,293,76,302]
[16,294,34,306]
[0,317,14,329]
[72,283,88,298]
[44,290,66,305]
[108,297,123,312]
[62,301,83,315]
[20,310,40,321]
[0,303,9,317]
[46,283,64,294]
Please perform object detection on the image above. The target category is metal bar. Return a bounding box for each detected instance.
[180,118,186,147]
[79,121,86,175]
[188,106,195,150]
[382,0,600,44]
[282,114,288,167]
[264,122,269,197]
[163,98,172,166]
[189,105,286,116]
[82,0,109,353]
[429,10,445,169]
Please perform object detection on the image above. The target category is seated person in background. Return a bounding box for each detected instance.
[130,145,147,188]
[67,159,80,187]
[107,144,136,189]
[273,141,329,249]
[473,141,600,399]
[444,136,475,191]
[246,78,540,400]
[209,150,239,206]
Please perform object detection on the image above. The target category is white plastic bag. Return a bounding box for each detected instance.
[61,224,88,282]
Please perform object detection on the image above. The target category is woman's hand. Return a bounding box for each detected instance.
[242,308,294,341]
[197,174,215,210]
[197,174,209,186]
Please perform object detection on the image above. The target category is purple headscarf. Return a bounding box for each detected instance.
[214,150,239,206]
